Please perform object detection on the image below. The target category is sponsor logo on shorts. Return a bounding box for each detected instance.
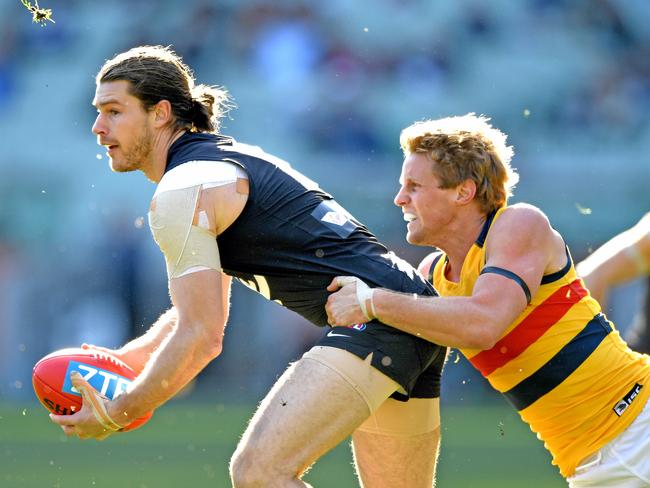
[327,324,367,338]
[327,330,349,338]
[62,361,132,400]
[613,383,643,417]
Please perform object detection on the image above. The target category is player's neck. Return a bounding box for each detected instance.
[142,129,186,183]
[437,210,487,281]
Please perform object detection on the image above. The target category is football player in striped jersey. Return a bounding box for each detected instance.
[327,113,650,487]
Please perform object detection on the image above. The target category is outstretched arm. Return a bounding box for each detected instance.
[51,181,241,439]
[577,212,650,308]
[51,268,229,438]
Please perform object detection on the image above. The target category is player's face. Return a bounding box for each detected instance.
[92,80,154,173]
[394,152,457,246]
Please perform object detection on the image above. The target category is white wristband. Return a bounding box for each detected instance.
[356,281,376,321]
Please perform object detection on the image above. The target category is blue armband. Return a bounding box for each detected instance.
[480,266,531,304]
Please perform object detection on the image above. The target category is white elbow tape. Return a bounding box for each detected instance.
[148,185,221,279]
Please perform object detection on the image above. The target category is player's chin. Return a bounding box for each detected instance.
[110,160,137,173]
[405,230,421,245]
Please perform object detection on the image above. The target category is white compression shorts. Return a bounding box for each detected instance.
[568,397,650,487]
[303,346,440,437]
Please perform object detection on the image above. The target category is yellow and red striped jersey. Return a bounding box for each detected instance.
[430,207,650,477]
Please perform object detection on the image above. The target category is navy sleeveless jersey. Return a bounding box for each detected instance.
[165,132,436,326]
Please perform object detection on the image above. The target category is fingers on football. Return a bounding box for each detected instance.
[70,372,122,431]
[49,413,77,426]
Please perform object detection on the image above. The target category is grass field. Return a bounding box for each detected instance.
[1,400,565,487]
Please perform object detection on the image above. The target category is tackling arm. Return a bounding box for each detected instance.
[327,206,563,349]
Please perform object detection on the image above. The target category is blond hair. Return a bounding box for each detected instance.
[400,113,518,214]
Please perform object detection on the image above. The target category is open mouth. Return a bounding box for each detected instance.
[403,212,417,222]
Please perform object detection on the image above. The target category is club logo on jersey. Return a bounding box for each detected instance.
[613,383,643,417]
[351,323,367,331]
[311,201,356,238]
[62,361,132,400]
[322,211,348,227]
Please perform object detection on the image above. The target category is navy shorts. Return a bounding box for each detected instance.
[316,321,447,400]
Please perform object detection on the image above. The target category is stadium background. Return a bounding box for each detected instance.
[1,0,649,486]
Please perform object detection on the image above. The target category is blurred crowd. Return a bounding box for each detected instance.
[0,0,648,402]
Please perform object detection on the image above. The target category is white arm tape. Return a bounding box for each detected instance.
[154,160,246,196]
[148,185,221,280]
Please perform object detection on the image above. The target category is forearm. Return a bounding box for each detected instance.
[580,223,650,285]
[111,320,221,423]
[580,245,639,287]
[117,308,178,372]
[372,289,495,349]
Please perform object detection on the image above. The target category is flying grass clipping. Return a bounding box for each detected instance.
[20,0,55,26]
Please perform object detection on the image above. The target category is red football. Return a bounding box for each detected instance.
[32,347,153,432]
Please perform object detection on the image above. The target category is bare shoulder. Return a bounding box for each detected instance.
[492,203,553,240]
[488,204,566,273]
[488,203,562,248]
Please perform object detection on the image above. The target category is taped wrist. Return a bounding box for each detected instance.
[71,372,123,431]
[356,281,376,321]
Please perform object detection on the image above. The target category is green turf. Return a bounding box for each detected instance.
[0,401,565,487]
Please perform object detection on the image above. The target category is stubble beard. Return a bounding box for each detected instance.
[110,125,153,174]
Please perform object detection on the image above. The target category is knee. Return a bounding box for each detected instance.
[230,447,260,488]
[231,445,285,488]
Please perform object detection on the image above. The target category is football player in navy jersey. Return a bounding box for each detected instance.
[50,45,446,488]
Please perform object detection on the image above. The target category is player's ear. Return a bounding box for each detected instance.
[152,100,173,128]
[455,179,477,205]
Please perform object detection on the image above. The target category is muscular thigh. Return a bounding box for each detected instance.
[352,398,441,488]
[233,348,398,478]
